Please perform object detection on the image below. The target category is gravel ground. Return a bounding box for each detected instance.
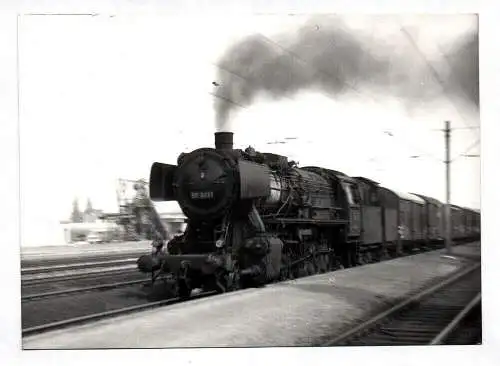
[22,243,480,349]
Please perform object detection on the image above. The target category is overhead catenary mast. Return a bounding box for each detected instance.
[444,121,452,254]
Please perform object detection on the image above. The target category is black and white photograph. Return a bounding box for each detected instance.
[2,1,498,363]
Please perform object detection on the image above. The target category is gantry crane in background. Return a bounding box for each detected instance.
[100,178,168,242]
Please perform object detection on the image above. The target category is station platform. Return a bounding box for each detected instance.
[445,241,481,260]
[22,242,481,349]
[20,241,152,261]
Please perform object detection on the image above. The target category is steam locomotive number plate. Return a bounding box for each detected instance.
[190,191,215,200]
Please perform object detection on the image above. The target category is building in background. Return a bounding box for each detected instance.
[98,178,186,242]
[61,179,186,245]
[82,198,103,223]
[158,212,187,240]
[60,221,121,244]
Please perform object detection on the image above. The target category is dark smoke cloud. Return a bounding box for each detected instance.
[213,15,479,131]
[446,32,479,107]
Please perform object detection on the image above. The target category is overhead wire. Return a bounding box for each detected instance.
[256,32,452,163]
[434,15,479,116]
[258,33,375,104]
[438,44,480,116]
[211,61,299,106]
[430,126,480,131]
[451,138,480,162]
[208,91,248,110]
[399,26,479,138]
[210,23,477,167]
[213,29,428,148]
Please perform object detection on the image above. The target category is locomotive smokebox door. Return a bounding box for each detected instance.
[149,162,178,201]
[174,149,239,219]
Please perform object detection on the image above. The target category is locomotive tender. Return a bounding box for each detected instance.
[137,132,480,298]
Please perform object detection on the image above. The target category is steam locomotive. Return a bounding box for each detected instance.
[137,132,480,298]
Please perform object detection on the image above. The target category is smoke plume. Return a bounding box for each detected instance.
[446,32,479,107]
[213,15,479,131]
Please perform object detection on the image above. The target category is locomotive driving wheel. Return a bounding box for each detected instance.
[380,247,390,261]
[177,264,193,299]
[225,271,241,291]
[316,254,325,273]
[306,260,317,275]
[212,269,231,293]
[365,251,373,263]
[317,253,330,273]
[177,279,192,299]
[298,259,316,277]
[280,253,294,281]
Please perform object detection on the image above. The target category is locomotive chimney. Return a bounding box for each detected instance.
[214,132,234,151]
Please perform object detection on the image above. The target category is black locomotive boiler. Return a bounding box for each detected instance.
[137,132,480,298]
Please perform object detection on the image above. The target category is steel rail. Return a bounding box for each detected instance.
[430,292,482,345]
[21,249,149,264]
[22,290,217,337]
[21,278,152,301]
[21,258,137,275]
[22,267,139,286]
[323,262,481,346]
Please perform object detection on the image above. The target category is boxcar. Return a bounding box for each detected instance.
[463,208,473,238]
[414,194,444,247]
[463,207,481,242]
[380,188,426,253]
[378,186,400,255]
[450,205,465,242]
[408,193,426,247]
[398,190,425,252]
[471,209,481,240]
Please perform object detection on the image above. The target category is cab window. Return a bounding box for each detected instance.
[342,183,361,205]
[343,183,354,205]
[350,184,361,204]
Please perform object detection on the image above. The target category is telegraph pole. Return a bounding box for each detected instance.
[444,121,452,254]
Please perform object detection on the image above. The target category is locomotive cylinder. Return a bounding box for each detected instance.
[214,132,234,151]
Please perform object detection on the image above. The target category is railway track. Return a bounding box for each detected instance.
[21,258,138,276]
[22,278,165,331]
[22,290,217,337]
[21,256,148,296]
[21,257,197,333]
[22,266,138,286]
[322,262,481,346]
[21,249,149,268]
[22,277,152,301]
[22,264,139,288]
[21,242,480,339]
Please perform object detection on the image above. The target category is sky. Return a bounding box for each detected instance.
[18,14,480,246]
